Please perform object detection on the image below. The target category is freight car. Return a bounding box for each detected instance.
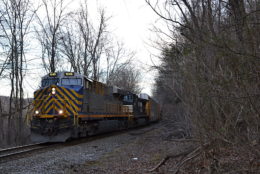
[30,72,160,142]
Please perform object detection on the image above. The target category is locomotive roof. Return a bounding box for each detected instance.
[42,72,151,98]
[42,72,93,82]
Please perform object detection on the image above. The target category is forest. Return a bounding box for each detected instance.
[0,0,141,147]
[0,0,259,172]
[149,0,259,171]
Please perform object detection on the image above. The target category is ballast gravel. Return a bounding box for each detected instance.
[0,131,137,174]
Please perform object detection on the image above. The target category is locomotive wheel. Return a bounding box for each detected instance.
[124,120,129,129]
[87,123,99,136]
[145,117,150,125]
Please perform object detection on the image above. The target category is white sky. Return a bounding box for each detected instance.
[92,0,161,94]
[0,0,163,97]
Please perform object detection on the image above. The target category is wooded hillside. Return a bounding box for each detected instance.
[148,0,259,172]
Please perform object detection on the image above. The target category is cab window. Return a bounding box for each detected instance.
[123,95,133,102]
[84,79,91,89]
[41,78,59,87]
[61,78,82,86]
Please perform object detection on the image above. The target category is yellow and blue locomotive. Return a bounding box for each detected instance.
[30,72,160,142]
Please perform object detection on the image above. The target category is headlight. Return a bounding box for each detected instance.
[35,110,39,115]
[51,87,56,95]
[58,109,63,115]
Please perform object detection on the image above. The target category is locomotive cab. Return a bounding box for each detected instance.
[33,72,84,117]
[31,72,84,142]
[41,72,83,88]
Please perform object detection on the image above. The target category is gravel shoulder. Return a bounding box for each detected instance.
[2,120,256,174]
[0,120,193,174]
[72,121,194,174]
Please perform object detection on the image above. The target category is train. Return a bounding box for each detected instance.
[30,72,161,142]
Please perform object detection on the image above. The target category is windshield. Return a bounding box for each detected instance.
[61,78,82,86]
[123,95,133,102]
[41,78,59,87]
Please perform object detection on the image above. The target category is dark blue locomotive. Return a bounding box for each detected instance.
[30,72,161,142]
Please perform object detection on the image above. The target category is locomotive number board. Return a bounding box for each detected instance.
[49,72,57,77]
[65,72,74,76]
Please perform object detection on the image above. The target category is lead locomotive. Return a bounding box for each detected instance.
[30,72,160,142]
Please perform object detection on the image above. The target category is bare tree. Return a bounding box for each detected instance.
[60,23,83,73]
[89,9,108,81]
[59,2,93,76]
[36,0,69,73]
[0,0,34,145]
[104,41,135,84]
[59,1,109,80]
[147,0,260,144]
[147,0,260,172]
[108,64,142,94]
[76,1,92,76]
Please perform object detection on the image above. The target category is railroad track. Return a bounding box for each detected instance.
[0,143,50,162]
[0,122,159,163]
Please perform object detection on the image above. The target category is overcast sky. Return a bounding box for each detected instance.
[0,0,162,97]
[86,0,161,95]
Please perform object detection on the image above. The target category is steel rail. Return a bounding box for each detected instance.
[0,122,159,163]
[0,143,48,161]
